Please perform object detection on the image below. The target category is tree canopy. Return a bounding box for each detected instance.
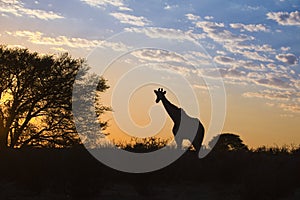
[0,46,110,149]
[209,133,249,153]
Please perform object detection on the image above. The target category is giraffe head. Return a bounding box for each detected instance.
[154,88,166,103]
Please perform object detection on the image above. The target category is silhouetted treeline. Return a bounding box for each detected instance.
[0,142,299,200]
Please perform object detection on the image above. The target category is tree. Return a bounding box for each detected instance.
[209,133,248,153]
[0,46,110,149]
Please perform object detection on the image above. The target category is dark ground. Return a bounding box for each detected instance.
[0,146,299,200]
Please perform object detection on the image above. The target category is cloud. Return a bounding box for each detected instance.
[192,84,209,90]
[5,30,128,51]
[81,0,124,7]
[219,68,247,79]
[242,51,273,62]
[81,1,149,27]
[247,72,265,79]
[243,90,293,101]
[130,49,199,77]
[0,0,63,20]
[276,53,298,65]
[191,19,277,65]
[267,63,277,70]
[243,90,300,113]
[80,0,132,11]
[294,79,300,90]
[110,12,150,26]
[186,18,299,93]
[254,76,293,90]
[192,19,276,65]
[225,42,275,53]
[280,46,291,51]
[279,103,300,113]
[213,55,236,65]
[244,62,266,71]
[164,4,178,10]
[185,13,200,21]
[188,51,212,59]
[224,45,274,63]
[148,63,192,77]
[230,23,269,32]
[204,16,214,20]
[124,27,205,45]
[195,21,225,32]
[131,49,187,63]
[214,55,267,71]
[195,21,254,46]
[267,11,300,26]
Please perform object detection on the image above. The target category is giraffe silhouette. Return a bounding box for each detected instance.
[154,88,205,154]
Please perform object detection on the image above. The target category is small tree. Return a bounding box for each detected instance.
[209,133,248,153]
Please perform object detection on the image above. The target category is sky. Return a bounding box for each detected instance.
[0,0,299,148]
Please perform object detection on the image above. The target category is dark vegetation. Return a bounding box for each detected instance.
[121,137,171,153]
[0,139,299,200]
[1,47,299,199]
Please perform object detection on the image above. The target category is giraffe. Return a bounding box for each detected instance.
[154,88,205,154]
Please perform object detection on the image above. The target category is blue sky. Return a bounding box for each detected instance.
[1,0,299,147]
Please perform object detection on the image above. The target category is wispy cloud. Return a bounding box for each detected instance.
[164,3,178,10]
[131,49,186,63]
[230,23,269,32]
[195,21,252,43]
[241,51,273,63]
[185,13,200,21]
[147,63,192,77]
[214,55,236,65]
[279,103,300,113]
[204,16,214,20]
[193,19,274,63]
[5,30,128,51]
[0,0,63,20]
[185,12,300,94]
[80,0,132,11]
[110,12,150,26]
[124,27,205,45]
[243,90,293,101]
[254,76,293,90]
[276,53,298,65]
[267,11,300,26]
[186,14,277,65]
[219,68,247,79]
[243,90,300,113]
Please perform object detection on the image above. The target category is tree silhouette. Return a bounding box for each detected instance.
[209,133,248,153]
[0,46,110,149]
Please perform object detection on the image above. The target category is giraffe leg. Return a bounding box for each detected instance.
[192,139,201,153]
[192,124,205,154]
[175,137,182,150]
[172,124,182,150]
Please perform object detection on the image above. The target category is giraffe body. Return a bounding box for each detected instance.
[154,88,205,153]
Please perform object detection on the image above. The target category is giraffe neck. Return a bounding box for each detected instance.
[161,96,180,123]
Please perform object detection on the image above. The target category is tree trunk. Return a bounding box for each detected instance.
[0,114,6,149]
[0,125,8,150]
